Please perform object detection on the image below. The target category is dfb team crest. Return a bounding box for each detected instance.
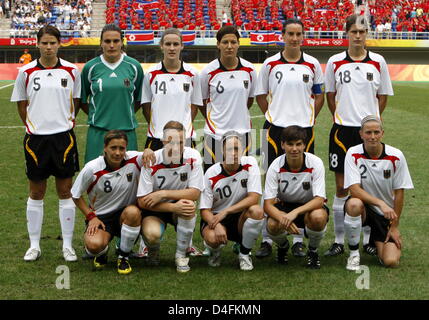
[243,80,249,89]
[367,73,373,81]
[384,170,391,179]
[180,172,188,181]
[303,74,309,83]
[61,78,68,87]
[124,78,131,87]
[183,83,190,92]
[302,182,310,190]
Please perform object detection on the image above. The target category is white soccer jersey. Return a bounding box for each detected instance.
[255,52,324,128]
[141,61,203,139]
[344,143,413,217]
[137,147,204,198]
[11,58,81,135]
[71,151,144,216]
[325,51,394,127]
[200,57,257,138]
[199,156,262,214]
[264,153,326,204]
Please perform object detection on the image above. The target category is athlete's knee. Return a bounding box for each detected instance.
[85,237,107,254]
[307,209,328,230]
[382,256,400,268]
[247,205,264,220]
[142,225,162,245]
[267,217,282,235]
[204,232,220,249]
[122,205,142,226]
[345,198,364,217]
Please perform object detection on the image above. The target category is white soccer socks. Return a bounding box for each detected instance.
[292,228,305,245]
[119,224,141,257]
[260,217,273,245]
[305,226,327,252]
[344,213,362,256]
[268,231,289,248]
[59,198,75,250]
[241,218,263,253]
[362,225,371,246]
[26,198,44,250]
[333,195,348,244]
[176,216,196,259]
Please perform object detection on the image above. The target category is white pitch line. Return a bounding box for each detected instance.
[0,115,266,129]
[0,83,14,90]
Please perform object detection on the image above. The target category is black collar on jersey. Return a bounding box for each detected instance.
[281,153,308,172]
[161,60,186,74]
[362,143,387,159]
[279,51,305,64]
[220,163,243,176]
[36,58,61,69]
[345,50,371,63]
[217,57,243,71]
[103,157,127,172]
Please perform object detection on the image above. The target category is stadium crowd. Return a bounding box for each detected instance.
[8,0,93,38]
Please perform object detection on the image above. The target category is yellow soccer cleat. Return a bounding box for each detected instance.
[117,257,132,275]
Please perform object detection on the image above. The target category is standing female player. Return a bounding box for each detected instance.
[199,25,257,172]
[141,28,203,151]
[11,25,81,262]
[324,14,394,257]
[254,19,324,258]
[80,24,144,163]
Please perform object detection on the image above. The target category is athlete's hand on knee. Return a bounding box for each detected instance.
[287,222,300,235]
[385,227,402,249]
[214,224,227,245]
[142,148,156,168]
[208,211,227,229]
[87,218,105,236]
[278,212,296,230]
[174,199,195,217]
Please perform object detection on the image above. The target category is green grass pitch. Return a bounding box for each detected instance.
[0,80,428,299]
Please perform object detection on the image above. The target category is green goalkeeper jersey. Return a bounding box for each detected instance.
[81,54,144,130]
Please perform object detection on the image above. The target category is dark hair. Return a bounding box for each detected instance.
[282,19,304,34]
[216,25,240,42]
[104,130,128,146]
[280,126,307,144]
[163,120,185,132]
[37,25,61,43]
[346,14,368,32]
[100,24,124,42]
[160,28,183,45]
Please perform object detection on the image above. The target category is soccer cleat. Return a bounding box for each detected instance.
[346,255,361,271]
[202,247,211,257]
[176,257,191,273]
[147,247,160,266]
[208,250,222,267]
[117,257,132,275]
[363,244,377,256]
[130,246,148,259]
[276,246,289,265]
[291,242,307,258]
[63,247,78,262]
[255,241,272,258]
[238,254,254,271]
[24,247,41,262]
[93,254,108,270]
[186,246,203,257]
[306,251,321,269]
[324,243,345,257]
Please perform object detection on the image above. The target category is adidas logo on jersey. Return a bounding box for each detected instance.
[292,177,297,181]
[110,72,117,78]
[355,66,360,70]
[230,75,235,79]
[47,72,53,77]
[170,78,175,81]
[372,163,377,167]
[290,67,295,71]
